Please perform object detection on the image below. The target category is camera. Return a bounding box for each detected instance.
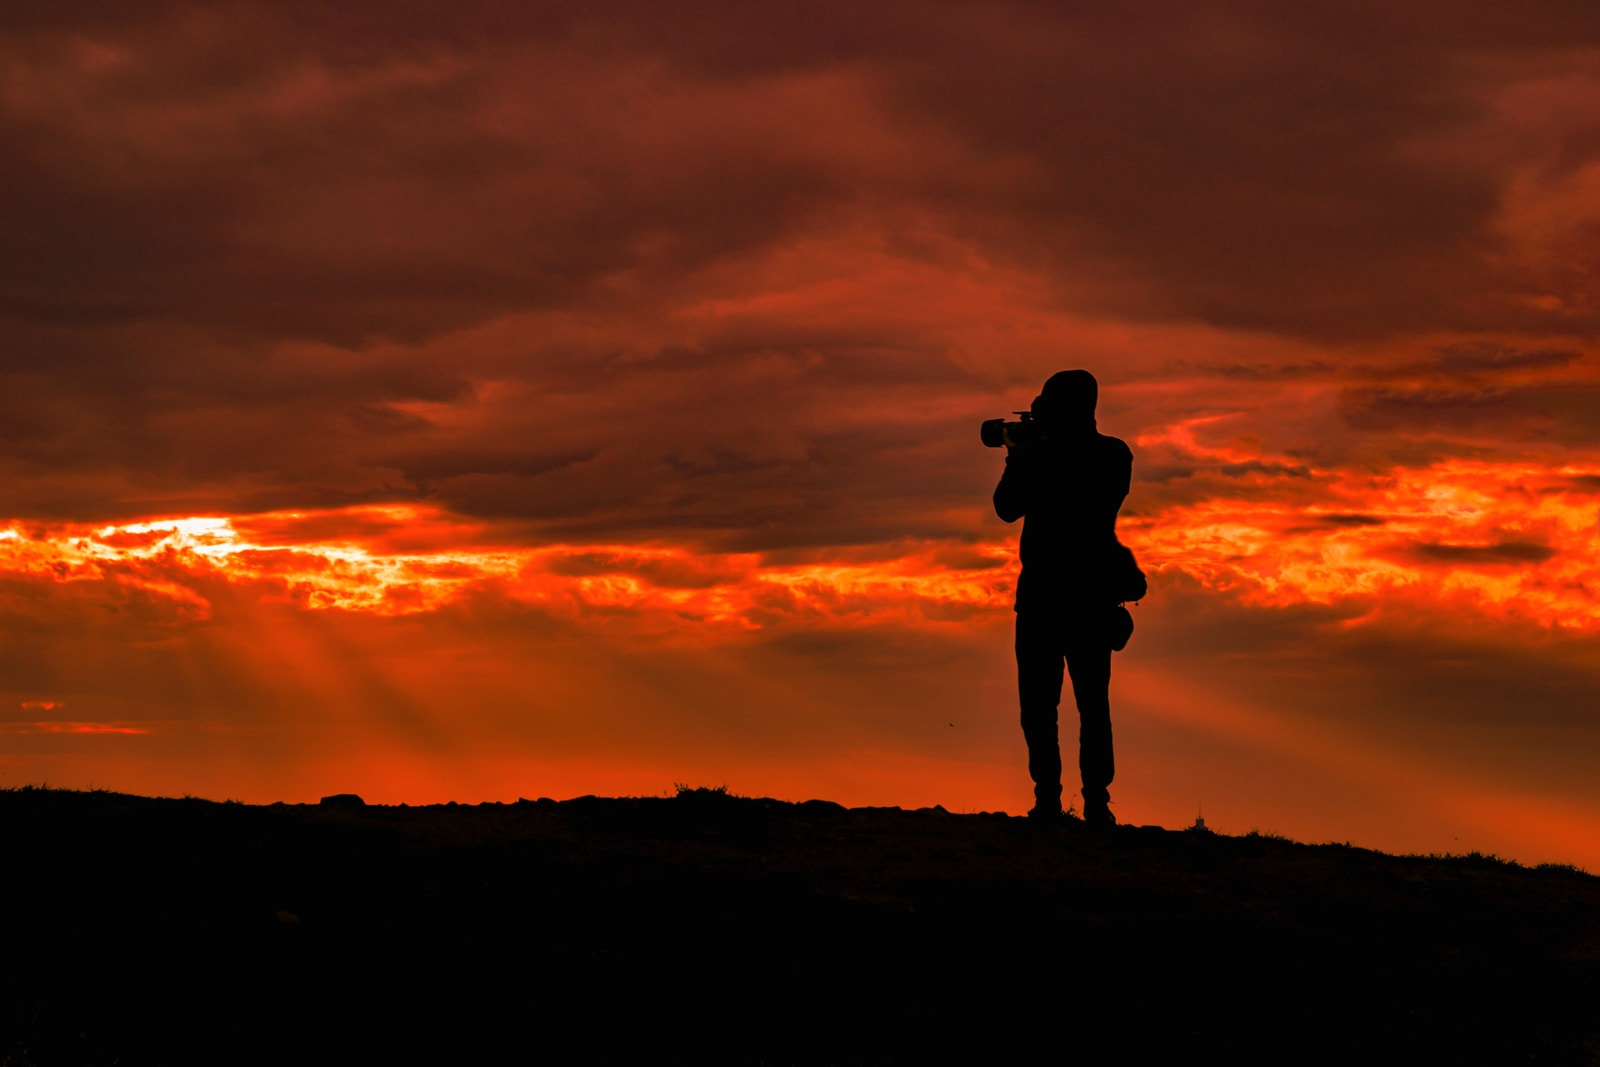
[980,411,1045,448]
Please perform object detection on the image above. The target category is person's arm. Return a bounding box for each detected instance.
[1112,441,1132,513]
[993,450,1031,523]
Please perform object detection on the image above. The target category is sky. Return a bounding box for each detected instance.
[3,1,1599,865]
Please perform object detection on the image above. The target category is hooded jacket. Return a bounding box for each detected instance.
[993,418,1132,613]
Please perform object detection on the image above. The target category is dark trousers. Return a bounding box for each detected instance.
[1015,609,1114,809]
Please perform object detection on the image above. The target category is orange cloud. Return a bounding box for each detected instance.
[1,509,1013,625]
[1128,458,1599,629]
[4,454,1593,636]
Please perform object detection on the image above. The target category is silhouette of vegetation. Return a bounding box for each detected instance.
[1246,828,1293,842]
[673,782,734,799]
[1537,862,1590,876]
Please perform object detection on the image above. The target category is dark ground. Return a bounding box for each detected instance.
[4,786,1599,1065]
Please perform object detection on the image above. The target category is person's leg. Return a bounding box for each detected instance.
[1065,637,1114,823]
[1015,612,1065,815]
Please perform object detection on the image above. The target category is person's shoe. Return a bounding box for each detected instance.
[1027,801,1064,821]
[1082,800,1116,828]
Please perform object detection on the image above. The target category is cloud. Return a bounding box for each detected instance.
[3,2,1600,543]
[1433,341,1581,374]
[1314,514,1388,528]
[1407,540,1559,564]
[1340,379,1600,446]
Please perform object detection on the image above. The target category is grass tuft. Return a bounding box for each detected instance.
[1245,828,1291,842]
[1535,861,1590,876]
[673,783,735,799]
[1449,850,1520,869]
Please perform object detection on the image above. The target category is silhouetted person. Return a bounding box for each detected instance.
[993,370,1132,825]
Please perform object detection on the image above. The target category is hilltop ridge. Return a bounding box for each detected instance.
[5,786,1598,1064]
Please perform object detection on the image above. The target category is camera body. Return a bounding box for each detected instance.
[980,411,1046,448]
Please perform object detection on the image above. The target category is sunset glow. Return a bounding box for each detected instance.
[4,453,1593,635]
[1133,459,1600,628]
[4,2,1600,869]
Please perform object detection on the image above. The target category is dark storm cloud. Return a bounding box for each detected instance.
[1433,342,1581,375]
[1340,381,1600,443]
[1317,514,1388,528]
[1407,540,1559,564]
[0,42,832,343]
[1278,513,1391,534]
[1138,459,1314,486]
[1341,386,1531,431]
[3,0,1600,540]
[415,374,1002,551]
[1342,342,1588,391]
[1168,361,1339,382]
[7,0,1600,344]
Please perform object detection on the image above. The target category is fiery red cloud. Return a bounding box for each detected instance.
[5,449,1596,631]
[2,2,1599,867]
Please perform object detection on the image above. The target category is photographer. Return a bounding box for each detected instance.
[991,370,1133,825]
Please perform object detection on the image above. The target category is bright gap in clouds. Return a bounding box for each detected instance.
[1,456,1594,630]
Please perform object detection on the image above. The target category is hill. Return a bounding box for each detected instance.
[4,786,1598,1065]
